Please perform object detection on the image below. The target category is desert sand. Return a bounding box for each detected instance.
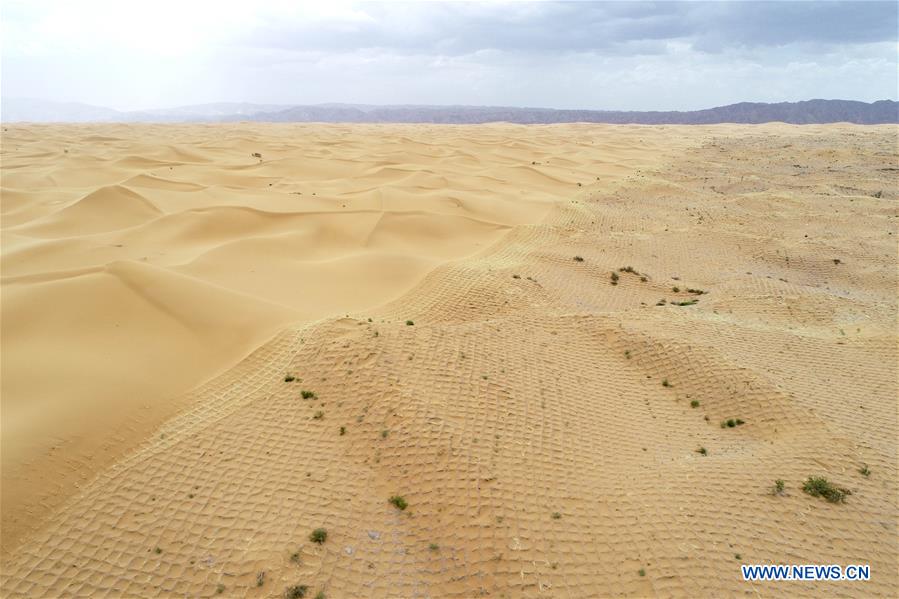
[1,123,896,597]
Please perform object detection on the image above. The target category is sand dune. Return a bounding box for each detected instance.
[1,124,896,597]
[1,123,692,554]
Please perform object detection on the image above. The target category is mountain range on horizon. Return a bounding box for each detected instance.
[2,97,897,125]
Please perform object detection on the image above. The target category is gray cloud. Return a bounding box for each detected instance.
[240,2,897,55]
[2,1,896,111]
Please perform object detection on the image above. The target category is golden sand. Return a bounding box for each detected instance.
[1,123,896,597]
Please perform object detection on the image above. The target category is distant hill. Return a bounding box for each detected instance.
[3,98,897,125]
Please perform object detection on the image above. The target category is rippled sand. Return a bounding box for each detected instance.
[1,123,896,597]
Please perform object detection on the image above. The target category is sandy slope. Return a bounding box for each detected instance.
[1,123,896,597]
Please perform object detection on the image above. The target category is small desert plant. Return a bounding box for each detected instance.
[656,299,666,306]
[690,400,699,408]
[406,320,414,326]
[512,274,520,279]
[672,286,680,293]
[285,585,308,599]
[624,350,631,359]
[771,479,786,496]
[389,495,408,510]
[285,374,296,382]
[687,288,706,295]
[313,411,324,420]
[802,476,851,503]
[309,528,327,544]
[638,568,646,577]
[251,152,262,158]
[551,512,561,519]
[640,276,648,282]
[216,584,225,594]
[735,418,745,425]
[673,299,698,306]
[257,572,266,587]
[290,551,300,563]
[734,553,742,560]
[661,379,671,387]
[697,447,707,455]
[339,426,346,436]
[859,465,870,477]
[610,272,619,285]
[154,547,162,554]
[573,256,584,262]
[381,429,389,439]
[301,390,316,400]
[429,543,439,551]
[620,266,637,274]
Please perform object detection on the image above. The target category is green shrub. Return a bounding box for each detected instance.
[285,585,308,599]
[802,476,851,503]
[772,479,785,496]
[309,528,327,544]
[389,495,408,510]
[406,320,414,326]
[301,390,316,400]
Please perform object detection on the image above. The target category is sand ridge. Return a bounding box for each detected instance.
[1,124,897,597]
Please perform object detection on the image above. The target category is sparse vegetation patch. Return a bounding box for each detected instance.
[802,476,851,503]
[673,299,698,306]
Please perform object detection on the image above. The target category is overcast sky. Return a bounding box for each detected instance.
[2,1,897,111]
